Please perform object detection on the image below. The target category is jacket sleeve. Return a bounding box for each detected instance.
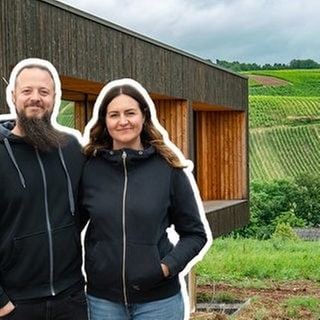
[78,177,90,231]
[161,168,210,276]
[0,285,10,309]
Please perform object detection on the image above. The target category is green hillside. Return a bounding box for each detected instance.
[245,69,320,96]
[243,69,320,181]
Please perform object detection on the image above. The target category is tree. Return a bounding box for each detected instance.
[232,175,320,239]
[292,172,320,226]
[215,59,320,72]
[289,59,320,69]
[233,179,296,239]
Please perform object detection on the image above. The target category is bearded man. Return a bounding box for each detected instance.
[0,58,88,320]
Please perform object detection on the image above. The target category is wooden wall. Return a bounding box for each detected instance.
[0,0,247,113]
[0,0,250,237]
[196,111,247,200]
[154,100,190,157]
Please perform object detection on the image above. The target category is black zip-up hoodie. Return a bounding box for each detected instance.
[81,146,208,304]
[0,121,85,308]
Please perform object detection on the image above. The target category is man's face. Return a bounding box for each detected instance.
[12,67,55,120]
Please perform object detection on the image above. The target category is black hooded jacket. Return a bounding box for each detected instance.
[0,121,85,307]
[81,146,208,304]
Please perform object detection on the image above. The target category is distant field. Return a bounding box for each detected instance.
[242,69,320,96]
[57,101,75,128]
[243,69,320,181]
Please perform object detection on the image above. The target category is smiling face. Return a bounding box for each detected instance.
[105,94,145,150]
[12,67,55,135]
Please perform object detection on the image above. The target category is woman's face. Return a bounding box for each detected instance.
[105,94,145,150]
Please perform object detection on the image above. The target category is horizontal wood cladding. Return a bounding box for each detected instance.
[204,200,249,238]
[0,0,247,116]
[196,111,248,200]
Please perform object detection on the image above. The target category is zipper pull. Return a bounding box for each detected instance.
[122,150,127,160]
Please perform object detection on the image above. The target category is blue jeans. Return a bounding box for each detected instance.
[87,292,184,320]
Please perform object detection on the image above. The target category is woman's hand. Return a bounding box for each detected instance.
[161,263,170,278]
[0,301,15,317]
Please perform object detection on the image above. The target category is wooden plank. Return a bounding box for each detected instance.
[154,100,189,157]
[195,111,247,200]
[204,200,249,238]
[60,76,104,96]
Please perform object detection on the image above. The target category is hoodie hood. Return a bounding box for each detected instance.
[0,120,15,139]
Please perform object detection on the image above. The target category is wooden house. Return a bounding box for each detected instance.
[0,0,249,238]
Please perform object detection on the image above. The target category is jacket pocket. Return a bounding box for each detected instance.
[85,240,122,290]
[126,243,164,291]
[2,231,50,287]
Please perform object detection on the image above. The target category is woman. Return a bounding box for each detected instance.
[81,78,210,320]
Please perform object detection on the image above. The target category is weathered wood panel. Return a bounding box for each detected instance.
[0,0,248,115]
[204,200,249,238]
[0,0,250,237]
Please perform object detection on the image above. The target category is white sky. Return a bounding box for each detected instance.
[58,0,320,65]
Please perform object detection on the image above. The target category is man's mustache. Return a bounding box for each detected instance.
[26,102,44,109]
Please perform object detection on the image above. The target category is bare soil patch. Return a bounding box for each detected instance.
[191,280,320,319]
[249,75,290,87]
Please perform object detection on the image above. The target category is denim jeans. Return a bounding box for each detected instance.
[87,292,184,320]
[0,289,88,320]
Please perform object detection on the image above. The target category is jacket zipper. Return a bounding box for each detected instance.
[121,150,128,306]
[35,149,55,296]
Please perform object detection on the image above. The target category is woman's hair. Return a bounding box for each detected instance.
[83,84,185,168]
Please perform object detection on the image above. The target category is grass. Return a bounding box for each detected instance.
[195,237,320,282]
[194,238,320,319]
[282,296,320,314]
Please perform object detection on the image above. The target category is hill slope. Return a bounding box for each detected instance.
[242,69,320,181]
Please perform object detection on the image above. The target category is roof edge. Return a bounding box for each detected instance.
[40,0,247,79]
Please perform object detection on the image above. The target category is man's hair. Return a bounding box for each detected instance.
[14,64,55,91]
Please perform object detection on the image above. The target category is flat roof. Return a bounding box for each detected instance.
[41,0,247,79]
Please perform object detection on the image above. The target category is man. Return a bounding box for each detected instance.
[0,58,88,319]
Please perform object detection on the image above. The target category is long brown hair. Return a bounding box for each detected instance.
[83,84,185,168]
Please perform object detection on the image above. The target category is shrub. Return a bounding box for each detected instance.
[271,223,300,241]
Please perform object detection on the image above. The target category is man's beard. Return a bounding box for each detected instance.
[18,110,67,151]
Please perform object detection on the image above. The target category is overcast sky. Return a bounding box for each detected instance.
[58,0,320,66]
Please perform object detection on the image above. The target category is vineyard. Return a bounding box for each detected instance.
[250,125,320,180]
[244,69,320,181]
